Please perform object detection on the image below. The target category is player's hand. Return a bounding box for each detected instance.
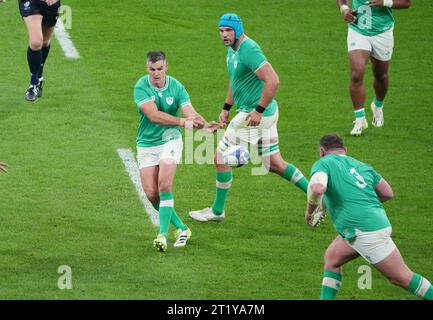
[219,110,230,127]
[246,110,262,127]
[342,8,357,23]
[193,116,205,129]
[203,121,223,133]
[44,0,59,6]
[0,162,9,173]
[367,0,384,7]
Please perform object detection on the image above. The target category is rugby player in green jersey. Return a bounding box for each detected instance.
[337,0,411,136]
[134,51,217,252]
[306,134,433,300]
[189,14,316,222]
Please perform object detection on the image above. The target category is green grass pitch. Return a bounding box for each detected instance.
[0,0,432,299]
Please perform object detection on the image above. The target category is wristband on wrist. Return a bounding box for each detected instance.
[383,0,393,8]
[255,105,266,114]
[340,4,350,14]
[223,103,233,111]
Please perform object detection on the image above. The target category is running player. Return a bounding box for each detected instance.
[189,13,314,222]
[337,0,411,136]
[306,134,433,300]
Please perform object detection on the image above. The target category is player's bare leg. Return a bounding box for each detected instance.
[321,236,360,300]
[374,247,433,299]
[349,50,370,136]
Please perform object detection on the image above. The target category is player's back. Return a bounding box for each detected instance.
[312,154,391,238]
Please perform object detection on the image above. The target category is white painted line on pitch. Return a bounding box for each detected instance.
[117,148,159,227]
[54,19,80,59]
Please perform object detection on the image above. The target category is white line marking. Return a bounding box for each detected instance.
[54,19,80,59]
[117,148,159,227]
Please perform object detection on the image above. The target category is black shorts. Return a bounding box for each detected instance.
[19,0,61,28]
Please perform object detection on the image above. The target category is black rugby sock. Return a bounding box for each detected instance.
[38,44,51,79]
[27,47,42,85]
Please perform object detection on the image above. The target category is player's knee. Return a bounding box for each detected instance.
[350,70,364,85]
[373,72,388,83]
[29,38,43,50]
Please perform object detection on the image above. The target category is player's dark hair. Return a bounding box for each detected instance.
[320,134,345,150]
[147,51,166,63]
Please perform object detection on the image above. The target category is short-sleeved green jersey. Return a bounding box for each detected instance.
[226,37,277,117]
[349,0,394,36]
[311,154,391,240]
[133,75,191,147]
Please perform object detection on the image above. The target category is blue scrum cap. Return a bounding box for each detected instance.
[218,13,244,39]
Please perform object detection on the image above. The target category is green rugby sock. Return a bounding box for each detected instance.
[320,270,342,300]
[152,196,186,230]
[408,273,433,300]
[159,192,174,237]
[283,164,308,193]
[170,210,187,231]
[373,97,384,108]
[354,108,366,119]
[211,170,232,215]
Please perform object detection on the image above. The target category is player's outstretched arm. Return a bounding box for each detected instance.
[0,162,8,173]
[140,101,190,128]
[368,0,411,9]
[374,178,394,203]
[181,104,206,129]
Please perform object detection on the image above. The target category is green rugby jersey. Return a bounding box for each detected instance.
[311,154,391,240]
[349,0,394,36]
[134,75,190,147]
[226,37,277,116]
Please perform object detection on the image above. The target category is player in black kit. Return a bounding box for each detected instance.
[18,0,61,102]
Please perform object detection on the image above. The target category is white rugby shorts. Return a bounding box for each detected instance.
[137,137,183,168]
[347,27,394,61]
[217,111,279,156]
[345,227,396,264]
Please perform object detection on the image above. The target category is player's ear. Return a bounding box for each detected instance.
[320,147,325,157]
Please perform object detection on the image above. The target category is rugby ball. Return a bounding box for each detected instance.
[222,145,250,168]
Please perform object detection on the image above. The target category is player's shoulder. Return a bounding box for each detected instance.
[134,75,150,88]
[240,37,262,53]
[166,76,187,91]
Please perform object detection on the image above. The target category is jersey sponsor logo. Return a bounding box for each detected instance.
[24,1,31,10]
[166,97,174,105]
[158,92,163,97]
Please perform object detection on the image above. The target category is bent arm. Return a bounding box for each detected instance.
[140,101,185,127]
[255,63,280,109]
[375,178,394,203]
[306,171,328,215]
